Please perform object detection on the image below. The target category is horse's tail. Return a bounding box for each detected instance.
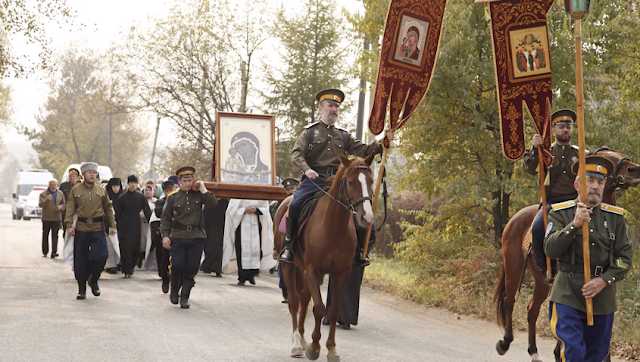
[494,266,507,329]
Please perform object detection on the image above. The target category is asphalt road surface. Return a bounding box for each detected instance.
[0,203,579,362]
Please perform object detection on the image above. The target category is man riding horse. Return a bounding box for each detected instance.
[279,88,392,266]
[523,109,580,282]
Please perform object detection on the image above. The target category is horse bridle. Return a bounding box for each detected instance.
[593,147,630,192]
[312,165,373,214]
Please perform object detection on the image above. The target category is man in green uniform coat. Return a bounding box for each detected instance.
[160,166,218,309]
[544,155,632,362]
[65,162,117,300]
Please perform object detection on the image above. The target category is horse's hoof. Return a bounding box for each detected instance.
[496,341,508,355]
[530,353,542,362]
[291,346,304,358]
[301,340,307,350]
[327,355,340,362]
[305,348,320,361]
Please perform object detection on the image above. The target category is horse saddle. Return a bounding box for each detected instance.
[278,190,324,237]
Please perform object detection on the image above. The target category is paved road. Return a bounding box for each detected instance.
[0,203,567,362]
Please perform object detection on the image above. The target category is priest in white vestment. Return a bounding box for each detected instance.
[222,199,276,285]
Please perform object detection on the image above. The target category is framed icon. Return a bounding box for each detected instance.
[509,26,551,79]
[215,112,276,186]
[393,14,430,67]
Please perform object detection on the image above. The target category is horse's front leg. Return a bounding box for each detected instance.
[304,269,325,361]
[282,263,303,357]
[527,258,551,362]
[298,277,311,351]
[325,271,350,362]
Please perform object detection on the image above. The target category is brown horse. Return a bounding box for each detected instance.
[494,148,640,362]
[273,152,376,362]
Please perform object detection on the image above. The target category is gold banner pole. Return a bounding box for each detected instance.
[536,145,551,281]
[573,17,593,326]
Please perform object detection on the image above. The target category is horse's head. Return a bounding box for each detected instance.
[336,152,376,227]
[591,147,640,192]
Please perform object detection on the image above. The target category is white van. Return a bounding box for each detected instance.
[12,169,55,220]
[61,164,113,184]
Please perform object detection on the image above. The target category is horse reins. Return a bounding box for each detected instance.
[593,147,631,192]
[310,165,373,214]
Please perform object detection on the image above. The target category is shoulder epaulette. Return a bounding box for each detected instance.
[572,145,580,150]
[334,125,348,132]
[600,203,625,215]
[304,122,320,129]
[551,200,576,211]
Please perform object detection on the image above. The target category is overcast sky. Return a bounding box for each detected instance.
[3,0,366,166]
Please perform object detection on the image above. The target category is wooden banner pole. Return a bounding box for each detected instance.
[573,17,593,326]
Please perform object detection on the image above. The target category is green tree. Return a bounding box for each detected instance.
[0,0,76,76]
[20,46,146,179]
[347,2,640,258]
[262,0,352,178]
[117,0,272,180]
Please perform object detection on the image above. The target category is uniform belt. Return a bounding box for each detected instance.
[172,224,201,232]
[77,217,104,223]
[559,262,608,277]
[314,167,338,176]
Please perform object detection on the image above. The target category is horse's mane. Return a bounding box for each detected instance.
[326,155,367,196]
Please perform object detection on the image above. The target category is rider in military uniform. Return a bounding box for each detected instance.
[279,88,391,266]
[523,109,581,281]
[544,155,632,362]
[160,166,218,309]
[65,162,117,300]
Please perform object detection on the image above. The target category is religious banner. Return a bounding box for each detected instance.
[368,0,448,138]
[488,0,555,161]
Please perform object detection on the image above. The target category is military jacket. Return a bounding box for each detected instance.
[160,189,217,239]
[544,200,632,315]
[59,182,74,204]
[292,121,382,177]
[64,183,116,232]
[523,143,580,202]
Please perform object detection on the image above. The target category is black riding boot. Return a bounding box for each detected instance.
[354,247,371,267]
[169,274,181,305]
[88,275,100,296]
[77,280,87,300]
[278,217,298,264]
[180,278,195,309]
[531,239,551,282]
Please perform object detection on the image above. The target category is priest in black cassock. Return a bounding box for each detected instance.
[201,198,229,277]
[116,175,152,278]
[324,227,375,329]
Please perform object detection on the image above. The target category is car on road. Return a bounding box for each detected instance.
[22,188,46,221]
[12,169,54,220]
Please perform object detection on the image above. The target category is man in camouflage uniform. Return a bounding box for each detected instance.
[65,162,117,300]
[279,88,392,266]
[160,167,218,309]
[523,109,581,281]
[544,155,632,362]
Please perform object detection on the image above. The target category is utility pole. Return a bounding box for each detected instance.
[150,117,161,169]
[356,35,370,141]
[108,113,113,168]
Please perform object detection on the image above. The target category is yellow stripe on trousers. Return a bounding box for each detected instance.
[549,302,567,362]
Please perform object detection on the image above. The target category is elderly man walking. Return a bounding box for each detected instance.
[65,162,117,300]
[39,179,65,258]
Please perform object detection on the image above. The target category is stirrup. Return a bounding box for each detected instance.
[279,248,294,264]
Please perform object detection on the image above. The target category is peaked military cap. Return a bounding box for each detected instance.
[161,180,175,190]
[551,109,576,126]
[571,155,614,180]
[316,88,345,105]
[176,166,196,178]
[68,168,80,176]
[282,177,300,189]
